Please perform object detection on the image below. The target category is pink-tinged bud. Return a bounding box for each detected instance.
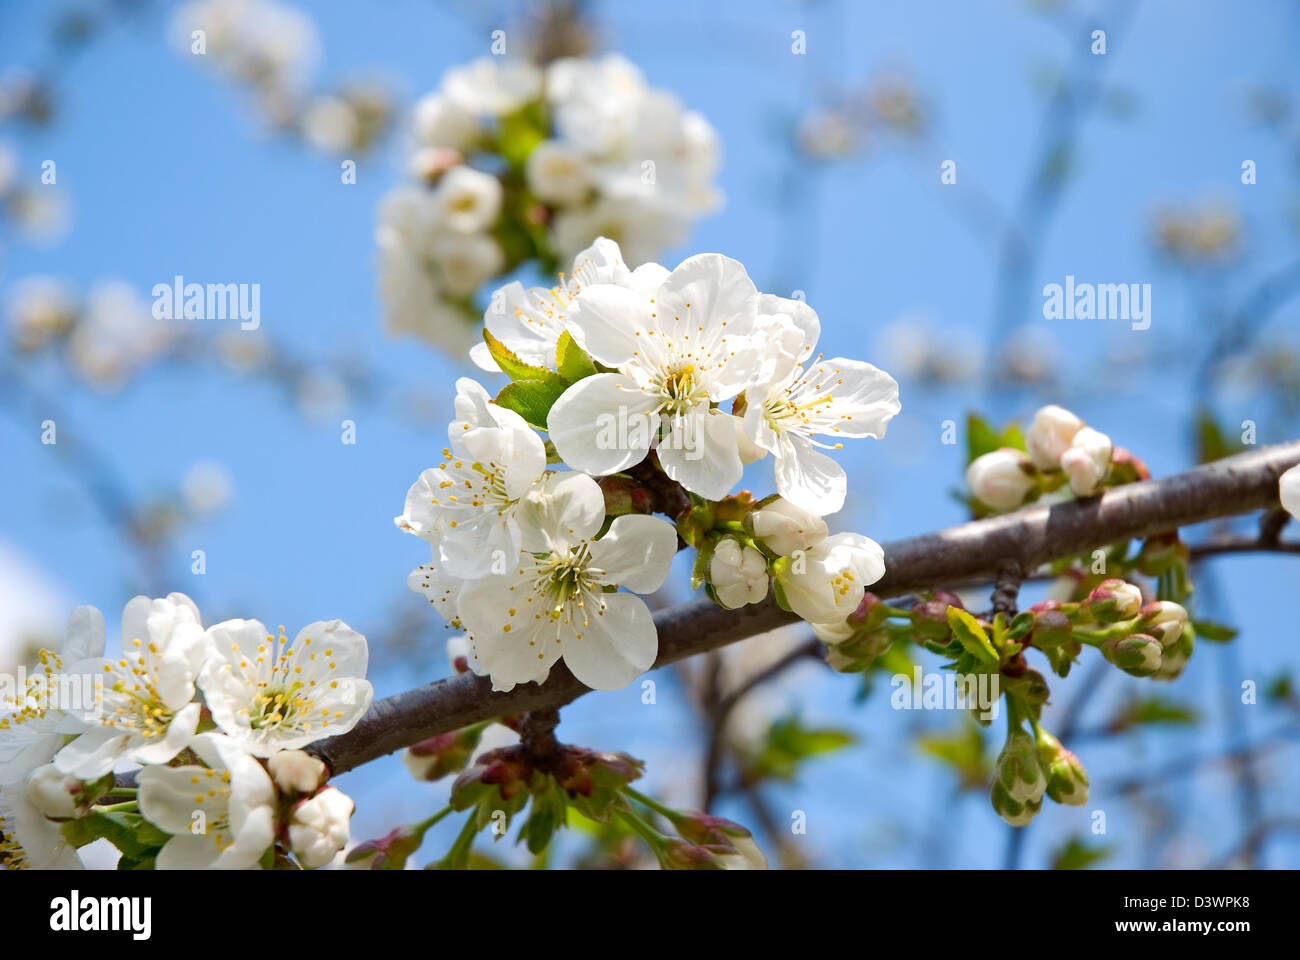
[932,589,965,610]
[598,475,654,517]
[1101,633,1162,678]
[1082,579,1143,623]
[1111,446,1150,481]
[1029,609,1073,648]
[1060,427,1113,498]
[1035,730,1089,807]
[1135,532,1185,576]
[847,592,889,628]
[966,448,1036,512]
[910,600,953,639]
[1025,404,1086,471]
[672,812,766,865]
[345,824,425,870]
[1029,599,1062,613]
[1137,600,1188,649]
[403,725,483,782]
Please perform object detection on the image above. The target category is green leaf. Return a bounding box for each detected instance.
[1191,619,1237,643]
[966,414,1001,463]
[60,811,157,859]
[1052,837,1112,870]
[749,715,855,781]
[496,379,570,430]
[483,329,570,389]
[1111,695,1199,729]
[947,607,999,664]
[556,331,598,383]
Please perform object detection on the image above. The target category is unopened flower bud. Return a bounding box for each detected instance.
[446,634,472,674]
[991,779,1041,827]
[910,600,953,640]
[1153,625,1194,682]
[345,824,424,870]
[966,448,1036,512]
[671,811,768,870]
[268,749,329,796]
[1135,532,1184,576]
[847,592,890,629]
[709,538,770,610]
[288,786,354,869]
[25,764,83,820]
[1082,579,1143,622]
[1060,426,1113,497]
[1025,404,1086,471]
[598,475,653,517]
[1029,607,1073,648]
[996,728,1046,804]
[931,589,965,610]
[823,630,891,672]
[1137,600,1188,649]
[750,498,828,556]
[402,724,484,782]
[1035,730,1089,806]
[1101,633,1162,678]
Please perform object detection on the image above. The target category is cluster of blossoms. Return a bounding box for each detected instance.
[378,54,721,354]
[6,277,174,390]
[171,0,393,155]
[966,404,1134,513]
[397,237,900,694]
[0,593,372,870]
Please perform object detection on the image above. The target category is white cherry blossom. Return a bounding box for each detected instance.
[288,786,354,869]
[136,732,276,870]
[54,594,209,781]
[548,253,763,499]
[742,298,900,516]
[457,472,677,692]
[396,378,548,578]
[197,618,373,756]
[773,533,885,626]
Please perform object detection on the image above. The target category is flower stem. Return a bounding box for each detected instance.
[622,786,678,824]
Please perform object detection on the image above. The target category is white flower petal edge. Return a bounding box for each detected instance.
[54,593,209,780]
[775,533,886,625]
[198,618,373,756]
[396,377,547,577]
[472,237,642,372]
[549,253,762,496]
[1281,463,1300,521]
[744,327,901,516]
[457,475,677,692]
[137,732,276,870]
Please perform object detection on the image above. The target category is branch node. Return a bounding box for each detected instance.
[520,707,561,767]
[991,559,1024,617]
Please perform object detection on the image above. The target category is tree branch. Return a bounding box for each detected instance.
[309,440,1300,777]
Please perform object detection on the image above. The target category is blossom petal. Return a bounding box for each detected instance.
[547,373,659,475]
[562,592,658,690]
[657,408,742,500]
[588,515,678,594]
[774,433,848,516]
[564,283,650,366]
[515,471,606,552]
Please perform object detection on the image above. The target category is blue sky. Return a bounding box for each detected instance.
[2,0,1298,868]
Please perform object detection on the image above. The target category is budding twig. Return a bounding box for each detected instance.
[307,440,1300,778]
